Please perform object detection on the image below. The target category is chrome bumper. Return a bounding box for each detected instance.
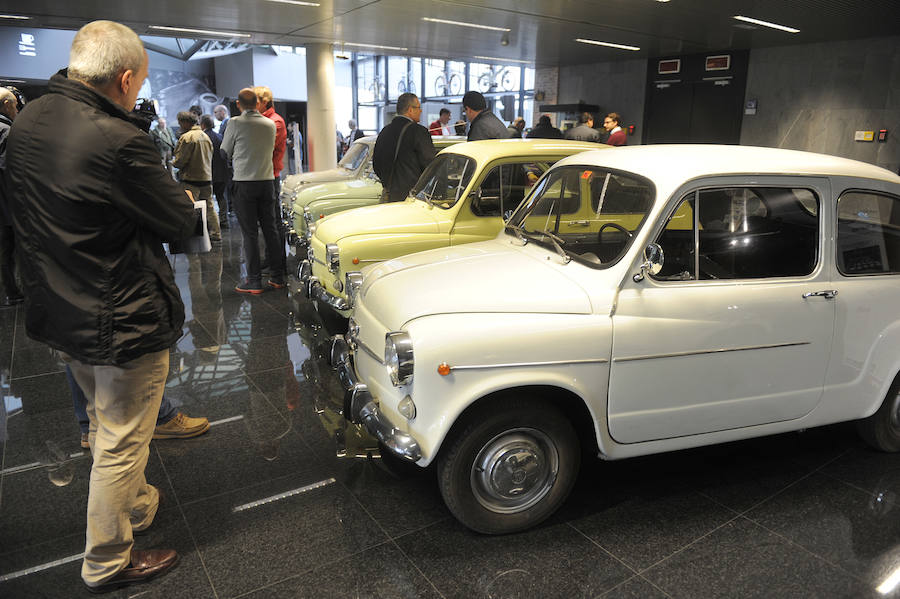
[330,335,421,463]
[298,260,350,312]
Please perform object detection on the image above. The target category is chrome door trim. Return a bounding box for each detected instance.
[614,341,811,363]
[448,358,609,372]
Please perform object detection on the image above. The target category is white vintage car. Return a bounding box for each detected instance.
[331,145,900,535]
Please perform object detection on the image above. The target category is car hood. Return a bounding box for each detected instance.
[297,178,381,206]
[359,239,593,327]
[283,167,354,191]
[315,200,443,242]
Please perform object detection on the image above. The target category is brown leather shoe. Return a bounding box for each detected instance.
[85,549,179,594]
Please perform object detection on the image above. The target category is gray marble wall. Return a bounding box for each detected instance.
[741,36,900,173]
[557,59,647,144]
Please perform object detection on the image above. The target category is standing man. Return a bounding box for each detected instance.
[222,88,285,293]
[372,92,435,203]
[564,112,601,142]
[173,111,220,242]
[603,112,627,146]
[507,116,526,138]
[462,91,508,141]
[200,114,229,230]
[527,114,564,139]
[213,104,233,214]
[150,116,176,177]
[214,104,230,136]
[0,86,22,306]
[6,20,197,592]
[428,108,453,136]
[348,118,365,143]
[254,85,287,285]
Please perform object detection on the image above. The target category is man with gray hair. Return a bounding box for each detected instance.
[7,20,196,592]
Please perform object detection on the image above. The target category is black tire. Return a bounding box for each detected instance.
[857,375,900,452]
[436,395,580,534]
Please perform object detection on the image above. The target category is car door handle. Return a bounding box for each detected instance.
[570,220,590,227]
[802,290,838,299]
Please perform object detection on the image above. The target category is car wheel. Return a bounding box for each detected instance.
[857,375,900,452]
[436,396,580,534]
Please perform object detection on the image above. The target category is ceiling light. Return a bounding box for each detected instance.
[264,0,320,5]
[148,25,251,38]
[342,42,408,51]
[0,14,31,20]
[473,55,531,64]
[733,15,800,34]
[422,17,510,32]
[575,38,641,51]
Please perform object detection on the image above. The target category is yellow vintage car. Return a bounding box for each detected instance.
[298,139,602,317]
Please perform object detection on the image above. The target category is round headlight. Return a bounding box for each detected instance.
[385,331,414,386]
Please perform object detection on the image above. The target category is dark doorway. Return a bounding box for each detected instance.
[644,50,748,144]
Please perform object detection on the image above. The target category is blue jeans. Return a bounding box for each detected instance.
[67,365,177,434]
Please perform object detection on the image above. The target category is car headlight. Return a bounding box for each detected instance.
[385,331,414,386]
[325,243,340,273]
[345,272,363,304]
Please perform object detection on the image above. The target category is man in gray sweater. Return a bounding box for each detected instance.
[222,88,285,293]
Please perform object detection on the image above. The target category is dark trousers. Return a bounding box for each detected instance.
[0,224,19,297]
[233,180,285,284]
[213,181,227,222]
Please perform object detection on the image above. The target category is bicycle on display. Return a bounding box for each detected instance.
[367,76,385,102]
[398,73,416,95]
[477,67,516,92]
[433,72,463,96]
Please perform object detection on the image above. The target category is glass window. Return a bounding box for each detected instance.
[337,142,369,171]
[652,187,820,281]
[469,63,491,92]
[357,55,384,104]
[388,56,409,101]
[471,162,545,217]
[411,154,477,209]
[837,191,900,275]
[425,59,445,97]
[358,105,378,132]
[509,166,655,267]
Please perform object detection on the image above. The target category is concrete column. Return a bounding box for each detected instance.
[305,43,337,171]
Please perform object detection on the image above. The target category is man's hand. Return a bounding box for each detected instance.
[184,189,194,202]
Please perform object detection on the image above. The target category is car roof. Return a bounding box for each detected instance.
[554,144,900,186]
[438,138,607,161]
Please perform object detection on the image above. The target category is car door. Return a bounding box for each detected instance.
[608,177,836,444]
[450,160,546,245]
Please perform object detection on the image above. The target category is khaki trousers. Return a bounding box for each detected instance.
[63,348,169,587]
[181,181,222,241]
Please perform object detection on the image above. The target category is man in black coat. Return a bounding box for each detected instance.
[463,90,509,141]
[373,92,436,202]
[6,20,196,593]
[527,114,564,139]
[0,86,22,306]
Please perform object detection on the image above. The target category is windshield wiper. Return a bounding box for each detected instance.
[505,223,527,245]
[539,229,571,264]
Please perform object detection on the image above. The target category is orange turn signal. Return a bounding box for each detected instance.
[319,214,324,219]
[437,362,451,376]
[352,257,360,265]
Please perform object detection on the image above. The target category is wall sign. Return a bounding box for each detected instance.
[658,59,681,75]
[705,54,731,71]
[18,33,36,57]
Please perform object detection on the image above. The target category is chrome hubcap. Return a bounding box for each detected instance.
[470,428,559,514]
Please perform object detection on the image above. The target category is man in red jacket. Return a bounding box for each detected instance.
[603,112,627,146]
[254,86,287,285]
[428,107,452,136]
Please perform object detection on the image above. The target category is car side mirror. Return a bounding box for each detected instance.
[633,243,664,282]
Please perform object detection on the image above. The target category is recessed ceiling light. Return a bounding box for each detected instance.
[574,38,641,51]
[473,55,531,64]
[342,42,408,52]
[264,0,320,5]
[0,14,31,20]
[733,15,799,34]
[148,25,251,38]
[422,17,510,32]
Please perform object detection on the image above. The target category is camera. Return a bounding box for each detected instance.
[130,97,159,133]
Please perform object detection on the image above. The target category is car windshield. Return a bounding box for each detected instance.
[507,166,655,267]
[411,153,477,209]
[338,142,369,171]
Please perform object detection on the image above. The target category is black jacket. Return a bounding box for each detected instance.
[6,70,198,365]
[467,110,509,141]
[373,116,435,202]
[204,128,228,183]
[0,113,11,226]
[527,123,564,139]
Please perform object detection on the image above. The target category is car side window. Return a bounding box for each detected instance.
[836,190,900,275]
[653,187,820,281]
[471,162,543,217]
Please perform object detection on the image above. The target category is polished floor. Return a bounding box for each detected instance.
[2,220,900,598]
